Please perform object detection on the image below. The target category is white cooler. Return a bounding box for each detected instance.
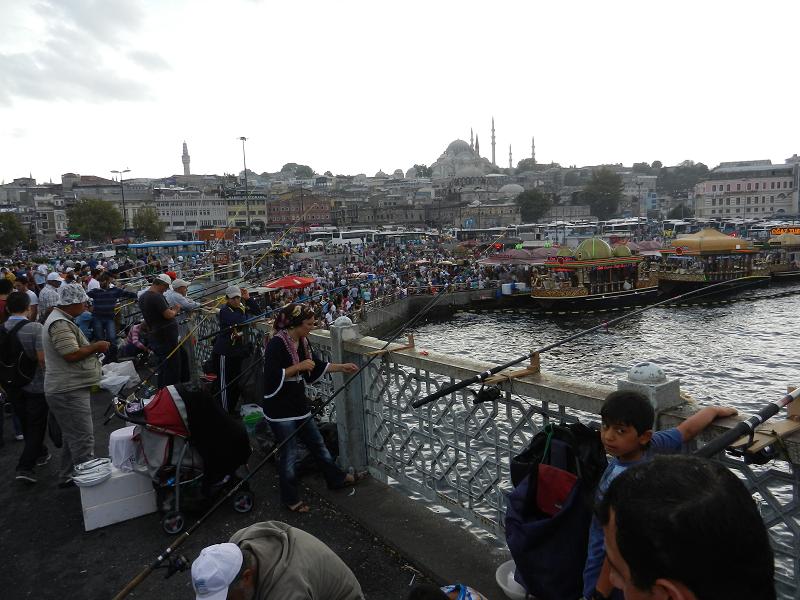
[80,465,156,531]
[109,425,138,472]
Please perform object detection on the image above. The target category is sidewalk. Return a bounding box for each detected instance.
[0,388,508,599]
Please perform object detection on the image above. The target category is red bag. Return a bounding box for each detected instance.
[536,463,577,516]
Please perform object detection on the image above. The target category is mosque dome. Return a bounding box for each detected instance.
[575,238,613,260]
[612,244,633,257]
[374,169,388,178]
[498,183,525,196]
[392,169,405,179]
[446,139,473,155]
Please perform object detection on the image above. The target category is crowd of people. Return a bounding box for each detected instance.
[0,241,779,599]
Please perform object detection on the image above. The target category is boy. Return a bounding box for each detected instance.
[583,390,737,600]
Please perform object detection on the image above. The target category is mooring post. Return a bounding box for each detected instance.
[329,318,368,471]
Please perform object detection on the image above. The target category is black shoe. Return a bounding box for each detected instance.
[15,470,37,484]
[57,477,75,489]
[36,451,52,467]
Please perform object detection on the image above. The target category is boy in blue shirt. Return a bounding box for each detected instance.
[583,391,737,600]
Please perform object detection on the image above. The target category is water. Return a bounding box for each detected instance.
[411,284,800,413]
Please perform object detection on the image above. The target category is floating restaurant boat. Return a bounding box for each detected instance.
[530,238,659,310]
[764,232,800,280]
[657,228,770,297]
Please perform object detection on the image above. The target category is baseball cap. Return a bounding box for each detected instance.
[58,283,89,306]
[191,543,243,600]
[47,272,62,282]
[225,286,242,298]
[153,274,172,286]
[172,278,191,289]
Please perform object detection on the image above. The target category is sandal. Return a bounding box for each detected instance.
[286,501,310,513]
[340,470,368,487]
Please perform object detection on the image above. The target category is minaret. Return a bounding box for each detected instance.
[491,117,496,166]
[470,128,474,151]
[508,145,513,170]
[532,136,536,165]
[182,141,190,176]
[475,134,480,157]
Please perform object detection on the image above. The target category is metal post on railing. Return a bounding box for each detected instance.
[329,318,368,471]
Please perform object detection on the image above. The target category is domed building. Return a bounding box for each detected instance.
[430,138,494,180]
[497,183,525,198]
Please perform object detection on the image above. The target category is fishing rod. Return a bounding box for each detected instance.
[411,276,767,409]
[695,386,800,459]
[110,285,451,600]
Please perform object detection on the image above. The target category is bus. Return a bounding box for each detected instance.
[312,229,378,246]
[124,240,207,258]
[237,239,274,254]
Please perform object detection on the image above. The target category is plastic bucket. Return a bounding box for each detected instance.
[240,404,265,434]
[495,559,529,600]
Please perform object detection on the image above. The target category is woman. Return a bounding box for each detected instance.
[263,303,362,513]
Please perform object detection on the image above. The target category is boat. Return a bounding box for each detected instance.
[530,238,659,311]
[764,233,800,280]
[657,229,770,297]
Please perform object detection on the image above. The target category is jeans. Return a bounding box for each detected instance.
[93,317,117,362]
[269,417,346,506]
[45,388,94,481]
[150,341,189,389]
[9,390,49,472]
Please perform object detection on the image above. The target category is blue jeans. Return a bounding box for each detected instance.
[269,417,346,505]
[93,317,116,362]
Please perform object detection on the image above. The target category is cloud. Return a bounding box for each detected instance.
[0,1,168,106]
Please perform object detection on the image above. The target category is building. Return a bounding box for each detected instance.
[153,187,228,237]
[266,188,332,231]
[182,141,191,176]
[694,160,799,219]
[430,139,495,181]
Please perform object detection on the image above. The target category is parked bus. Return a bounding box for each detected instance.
[123,240,207,258]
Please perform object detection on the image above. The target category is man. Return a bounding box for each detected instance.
[164,278,202,338]
[37,272,62,323]
[0,278,12,322]
[597,455,775,600]
[212,286,259,414]
[138,273,184,387]
[87,273,136,363]
[14,276,38,322]
[42,283,109,487]
[191,521,364,600]
[86,268,102,292]
[4,292,49,483]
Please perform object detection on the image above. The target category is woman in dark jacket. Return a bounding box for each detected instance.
[263,303,360,512]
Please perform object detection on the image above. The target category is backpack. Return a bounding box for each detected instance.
[0,320,38,391]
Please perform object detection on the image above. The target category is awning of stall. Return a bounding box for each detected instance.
[263,275,316,290]
[768,233,800,247]
[665,228,754,253]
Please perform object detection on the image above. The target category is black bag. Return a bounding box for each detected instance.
[0,321,37,391]
[505,422,607,600]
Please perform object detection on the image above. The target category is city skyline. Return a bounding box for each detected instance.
[1,0,799,183]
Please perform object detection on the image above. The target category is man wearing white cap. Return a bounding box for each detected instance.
[164,278,202,338]
[138,274,184,387]
[42,283,109,487]
[192,521,363,600]
[37,272,62,323]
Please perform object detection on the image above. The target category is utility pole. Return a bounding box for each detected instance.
[111,168,131,238]
[239,136,250,237]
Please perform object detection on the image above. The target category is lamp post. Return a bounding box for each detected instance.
[238,136,250,237]
[111,168,130,238]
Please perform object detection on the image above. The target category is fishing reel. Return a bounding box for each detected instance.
[727,442,780,466]
[472,384,503,404]
[155,554,190,579]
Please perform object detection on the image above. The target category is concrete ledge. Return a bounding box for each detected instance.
[306,474,509,599]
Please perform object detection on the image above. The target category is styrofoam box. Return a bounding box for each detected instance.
[80,465,156,531]
[83,491,157,532]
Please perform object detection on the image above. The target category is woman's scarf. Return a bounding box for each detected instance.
[275,329,312,367]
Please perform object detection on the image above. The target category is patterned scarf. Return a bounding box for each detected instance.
[275,329,311,366]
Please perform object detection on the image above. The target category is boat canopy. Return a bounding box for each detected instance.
[668,228,753,253]
[575,238,613,260]
[768,233,800,247]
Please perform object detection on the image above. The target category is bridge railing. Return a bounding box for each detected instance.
[190,317,800,599]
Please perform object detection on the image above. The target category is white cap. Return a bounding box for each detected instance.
[191,543,243,600]
[225,286,242,298]
[154,273,172,286]
[172,278,191,289]
[47,272,62,282]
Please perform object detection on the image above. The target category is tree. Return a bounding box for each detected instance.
[132,207,165,240]
[295,165,314,178]
[563,171,582,186]
[632,162,653,174]
[66,198,123,242]
[281,162,298,173]
[581,168,624,220]
[323,171,333,177]
[0,213,26,253]
[515,158,537,174]
[515,189,553,222]
[657,161,709,196]
[412,164,432,178]
[667,204,694,219]
[651,160,663,170]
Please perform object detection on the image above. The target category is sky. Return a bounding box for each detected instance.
[1,0,799,184]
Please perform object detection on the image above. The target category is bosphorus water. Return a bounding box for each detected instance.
[410,283,800,413]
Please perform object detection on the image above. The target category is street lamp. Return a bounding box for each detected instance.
[238,136,250,236]
[111,168,130,237]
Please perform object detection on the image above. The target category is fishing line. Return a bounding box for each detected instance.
[110,286,452,600]
[411,276,769,409]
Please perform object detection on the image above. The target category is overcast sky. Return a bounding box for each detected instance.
[1,0,798,184]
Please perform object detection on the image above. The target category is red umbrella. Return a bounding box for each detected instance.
[263,275,316,290]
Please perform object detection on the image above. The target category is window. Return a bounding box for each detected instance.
[726,184,731,191]
[771,182,775,189]
[736,208,740,213]
[736,184,741,191]
[736,198,740,205]
[726,198,731,205]
[755,182,759,190]
[747,183,751,190]
[711,198,716,206]
[746,197,751,204]
[712,184,717,192]
[771,197,775,203]
[711,209,716,214]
